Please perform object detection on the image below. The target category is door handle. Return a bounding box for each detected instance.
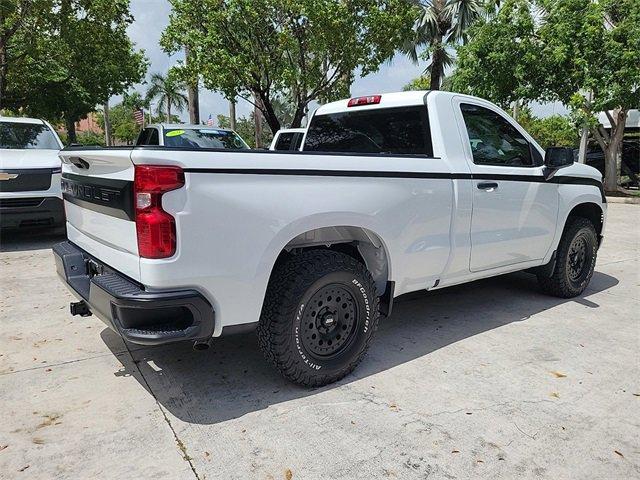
[477,181,498,191]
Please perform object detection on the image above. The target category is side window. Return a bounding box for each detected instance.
[460,103,533,167]
[136,128,159,146]
[147,128,159,146]
[292,133,303,150]
[274,132,294,151]
[135,129,149,146]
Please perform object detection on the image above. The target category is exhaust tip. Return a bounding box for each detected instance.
[193,340,211,351]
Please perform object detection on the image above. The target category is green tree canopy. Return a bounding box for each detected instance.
[162,0,416,133]
[145,71,188,123]
[403,0,484,90]
[217,113,272,148]
[451,0,640,191]
[403,74,453,91]
[3,0,147,142]
[449,0,538,109]
[0,0,52,109]
[517,108,579,149]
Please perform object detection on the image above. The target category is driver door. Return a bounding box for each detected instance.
[457,101,559,272]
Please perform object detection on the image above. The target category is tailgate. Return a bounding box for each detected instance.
[59,148,140,280]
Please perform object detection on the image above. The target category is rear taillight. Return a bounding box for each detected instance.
[134,165,184,259]
[347,95,381,107]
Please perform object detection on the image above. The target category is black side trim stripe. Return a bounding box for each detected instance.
[0,168,57,174]
[184,168,606,203]
[59,169,605,220]
[184,168,470,179]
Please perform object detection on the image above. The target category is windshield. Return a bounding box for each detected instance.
[0,122,60,150]
[163,128,249,149]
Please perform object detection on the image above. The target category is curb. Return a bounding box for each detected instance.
[606,196,640,204]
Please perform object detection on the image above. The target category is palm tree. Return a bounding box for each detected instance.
[145,73,188,123]
[404,0,483,90]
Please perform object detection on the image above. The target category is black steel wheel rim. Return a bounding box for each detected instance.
[300,284,358,358]
[568,235,588,281]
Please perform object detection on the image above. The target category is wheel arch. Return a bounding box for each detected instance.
[565,202,604,242]
[273,225,392,296]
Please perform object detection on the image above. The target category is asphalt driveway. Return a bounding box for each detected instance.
[0,203,638,479]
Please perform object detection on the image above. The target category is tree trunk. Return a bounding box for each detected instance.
[254,94,263,148]
[166,99,171,123]
[65,116,77,145]
[185,45,200,124]
[188,84,199,124]
[429,43,444,90]
[602,109,627,192]
[229,100,236,131]
[256,92,281,135]
[291,103,306,129]
[577,125,588,163]
[103,101,112,146]
[0,43,7,110]
[512,99,520,121]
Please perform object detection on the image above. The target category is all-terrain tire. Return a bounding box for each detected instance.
[257,250,380,387]
[537,217,598,298]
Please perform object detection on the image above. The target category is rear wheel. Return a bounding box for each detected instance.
[537,217,598,298]
[257,250,380,387]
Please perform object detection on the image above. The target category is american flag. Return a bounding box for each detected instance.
[133,108,144,125]
[207,114,214,126]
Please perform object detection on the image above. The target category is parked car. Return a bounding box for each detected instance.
[269,128,306,151]
[0,116,65,230]
[584,109,640,187]
[582,139,640,187]
[54,91,606,387]
[135,123,250,149]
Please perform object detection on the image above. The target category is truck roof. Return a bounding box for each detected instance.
[0,116,46,125]
[315,90,472,116]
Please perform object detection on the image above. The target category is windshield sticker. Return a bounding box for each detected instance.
[166,130,185,137]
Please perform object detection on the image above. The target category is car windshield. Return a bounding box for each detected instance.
[0,122,60,149]
[163,128,249,149]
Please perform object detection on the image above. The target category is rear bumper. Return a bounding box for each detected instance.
[53,241,215,346]
[0,196,65,228]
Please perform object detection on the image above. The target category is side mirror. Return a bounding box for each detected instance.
[544,147,574,169]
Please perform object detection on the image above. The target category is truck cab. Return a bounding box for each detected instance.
[269,128,306,151]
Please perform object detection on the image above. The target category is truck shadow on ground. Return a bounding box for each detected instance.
[101,269,618,425]
[0,228,66,252]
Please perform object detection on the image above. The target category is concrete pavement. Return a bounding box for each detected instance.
[1,203,638,479]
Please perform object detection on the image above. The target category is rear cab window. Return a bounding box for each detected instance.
[304,106,433,156]
[0,121,60,150]
[274,132,295,151]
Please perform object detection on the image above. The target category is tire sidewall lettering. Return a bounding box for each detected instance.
[292,273,374,372]
[294,302,322,370]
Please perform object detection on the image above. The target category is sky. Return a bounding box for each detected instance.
[125,0,566,124]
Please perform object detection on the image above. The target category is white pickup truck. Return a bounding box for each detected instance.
[53,91,606,386]
[1,116,65,229]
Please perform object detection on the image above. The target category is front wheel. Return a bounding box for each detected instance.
[257,250,380,387]
[538,217,598,298]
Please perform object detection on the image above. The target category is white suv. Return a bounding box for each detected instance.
[0,117,65,230]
